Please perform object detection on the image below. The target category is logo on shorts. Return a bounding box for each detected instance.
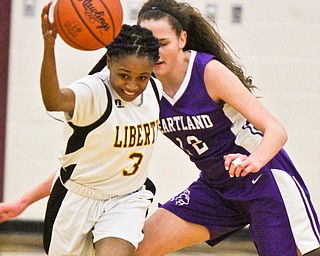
[170,189,190,206]
[252,174,263,185]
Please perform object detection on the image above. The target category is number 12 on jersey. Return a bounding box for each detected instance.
[176,135,208,156]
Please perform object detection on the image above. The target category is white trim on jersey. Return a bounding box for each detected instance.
[162,50,196,105]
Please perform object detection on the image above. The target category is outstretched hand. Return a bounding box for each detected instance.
[41,1,57,47]
[0,199,28,223]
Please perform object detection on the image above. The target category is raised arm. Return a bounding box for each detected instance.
[40,2,75,113]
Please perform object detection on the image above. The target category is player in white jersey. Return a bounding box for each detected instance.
[0,3,161,256]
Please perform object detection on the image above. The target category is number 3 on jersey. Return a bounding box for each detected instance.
[176,135,208,156]
[123,152,143,176]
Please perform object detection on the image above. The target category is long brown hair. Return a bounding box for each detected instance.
[138,0,255,92]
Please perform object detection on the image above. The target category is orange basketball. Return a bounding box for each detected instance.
[53,0,123,51]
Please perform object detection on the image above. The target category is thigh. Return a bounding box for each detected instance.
[134,208,210,256]
[160,178,249,246]
[93,187,153,249]
[48,191,96,255]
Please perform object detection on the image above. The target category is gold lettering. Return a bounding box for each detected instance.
[143,123,151,145]
[113,126,122,147]
[136,124,143,146]
[114,120,158,148]
[123,126,128,147]
[128,126,136,147]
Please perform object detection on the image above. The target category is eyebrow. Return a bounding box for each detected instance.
[158,38,170,42]
[138,72,152,76]
[118,68,151,76]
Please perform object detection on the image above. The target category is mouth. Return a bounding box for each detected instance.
[123,90,136,96]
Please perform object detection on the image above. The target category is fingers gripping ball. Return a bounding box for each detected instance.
[53,0,123,51]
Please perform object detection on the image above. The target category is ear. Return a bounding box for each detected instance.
[106,55,111,69]
[178,31,187,49]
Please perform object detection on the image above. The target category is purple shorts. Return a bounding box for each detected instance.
[160,169,320,256]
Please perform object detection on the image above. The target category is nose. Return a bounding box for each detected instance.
[125,80,139,91]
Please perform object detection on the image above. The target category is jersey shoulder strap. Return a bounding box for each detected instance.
[150,77,160,106]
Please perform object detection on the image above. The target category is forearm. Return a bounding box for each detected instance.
[40,46,61,111]
[0,172,56,222]
[225,120,288,177]
[18,172,55,208]
[249,121,288,168]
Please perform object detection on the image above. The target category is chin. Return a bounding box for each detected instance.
[153,68,165,78]
[122,96,136,102]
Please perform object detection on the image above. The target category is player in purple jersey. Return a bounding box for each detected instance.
[132,0,320,255]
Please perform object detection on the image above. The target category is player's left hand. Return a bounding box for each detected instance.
[224,153,263,178]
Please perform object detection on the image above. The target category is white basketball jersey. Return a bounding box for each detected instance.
[58,68,162,196]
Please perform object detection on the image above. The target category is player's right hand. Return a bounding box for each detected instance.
[41,2,57,47]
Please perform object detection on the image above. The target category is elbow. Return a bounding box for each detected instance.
[279,124,288,145]
[43,102,57,112]
[44,105,54,112]
[43,100,62,112]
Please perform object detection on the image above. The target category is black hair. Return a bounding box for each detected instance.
[89,24,159,75]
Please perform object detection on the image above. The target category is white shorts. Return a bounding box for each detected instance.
[45,181,153,256]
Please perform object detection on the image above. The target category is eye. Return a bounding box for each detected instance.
[119,73,129,79]
[159,40,169,47]
[138,75,150,81]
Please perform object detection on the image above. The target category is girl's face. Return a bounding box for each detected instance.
[140,18,186,79]
[108,55,154,102]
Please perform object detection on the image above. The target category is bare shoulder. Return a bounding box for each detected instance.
[204,59,245,103]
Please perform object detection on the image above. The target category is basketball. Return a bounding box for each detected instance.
[53,0,123,51]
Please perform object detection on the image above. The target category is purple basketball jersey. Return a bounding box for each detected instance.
[158,51,320,255]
